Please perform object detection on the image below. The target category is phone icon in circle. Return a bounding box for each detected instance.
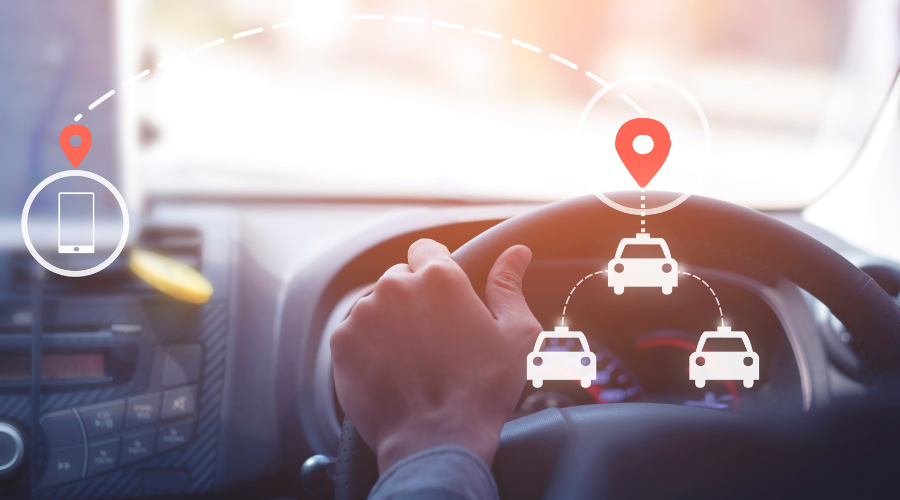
[58,192,95,253]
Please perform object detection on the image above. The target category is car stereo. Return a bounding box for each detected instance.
[0,218,233,499]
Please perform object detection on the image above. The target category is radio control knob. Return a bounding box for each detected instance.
[0,422,25,479]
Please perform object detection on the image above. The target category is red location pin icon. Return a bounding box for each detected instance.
[59,124,92,168]
[614,118,671,188]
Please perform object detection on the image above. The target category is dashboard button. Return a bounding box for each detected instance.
[125,393,161,429]
[39,410,83,449]
[162,344,203,388]
[40,445,84,489]
[0,422,25,478]
[86,438,119,477]
[161,386,198,420]
[78,400,126,438]
[157,420,193,453]
[120,429,157,466]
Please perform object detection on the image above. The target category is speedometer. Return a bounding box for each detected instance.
[586,342,642,404]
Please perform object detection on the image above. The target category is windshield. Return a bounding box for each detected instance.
[540,337,586,352]
[129,0,900,206]
[701,337,748,352]
[620,244,666,259]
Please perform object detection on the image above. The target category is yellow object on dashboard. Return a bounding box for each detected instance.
[129,248,213,304]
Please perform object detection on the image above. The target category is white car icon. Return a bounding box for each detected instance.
[607,233,678,295]
[527,326,597,389]
[689,326,759,389]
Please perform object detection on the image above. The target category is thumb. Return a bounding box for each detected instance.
[485,245,533,321]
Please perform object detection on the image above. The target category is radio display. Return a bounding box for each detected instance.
[0,353,105,381]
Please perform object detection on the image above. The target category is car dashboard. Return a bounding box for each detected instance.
[0,198,895,499]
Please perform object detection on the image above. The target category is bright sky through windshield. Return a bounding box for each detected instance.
[127,0,900,208]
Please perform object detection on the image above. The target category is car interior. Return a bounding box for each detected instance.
[4,1,900,499]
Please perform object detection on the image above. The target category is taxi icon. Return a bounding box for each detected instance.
[689,326,759,389]
[607,233,678,295]
[527,326,596,389]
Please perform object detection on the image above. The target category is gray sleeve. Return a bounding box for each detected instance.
[368,445,500,500]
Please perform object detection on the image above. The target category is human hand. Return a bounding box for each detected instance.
[331,239,542,472]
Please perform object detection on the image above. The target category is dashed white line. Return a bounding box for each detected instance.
[680,271,726,325]
[560,270,606,325]
[585,71,612,88]
[393,16,423,23]
[511,39,541,53]
[122,69,150,88]
[272,21,298,29]
[433,21,463,30]
[473,28,502,40]
[620,93,645,115]
[88,90,115,110]
[233,27,263,39]
[73,12,636,127]
[561,269,727,328]
[549,53,577,69]
[195,38,224,52]
[157,52,187,68]
[74,114,82,122]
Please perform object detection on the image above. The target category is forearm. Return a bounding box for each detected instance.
[368,446,500,500]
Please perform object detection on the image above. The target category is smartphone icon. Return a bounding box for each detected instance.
[58,192,95,253]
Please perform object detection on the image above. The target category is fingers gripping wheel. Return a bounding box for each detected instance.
[335,417,379,500]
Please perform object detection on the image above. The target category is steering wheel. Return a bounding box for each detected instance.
[333,193,900,499]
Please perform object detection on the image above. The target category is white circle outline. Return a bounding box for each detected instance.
[21,170,130,277]
[576,74,712,216]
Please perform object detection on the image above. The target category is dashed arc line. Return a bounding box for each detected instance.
[433,21,463,30]
[88,90,114,110]
[472,28,502,39]
[74,13,645,123]
[195,38,224,52]
[233,27,263,39]
[680,271,726,326]
[559,269,726,328]
[561,270,606,326]
[620,93,645,115]
[549,53,577,69]
[585,71,611,88]
[511,39,541,53]
[122,69,150,88]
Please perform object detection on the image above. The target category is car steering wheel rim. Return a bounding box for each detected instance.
[334,193,900,499]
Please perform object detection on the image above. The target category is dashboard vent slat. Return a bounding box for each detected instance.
[11,225,202,297]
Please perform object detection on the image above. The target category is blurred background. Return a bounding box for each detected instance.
[123,0,899,206]
[3,0,900,239]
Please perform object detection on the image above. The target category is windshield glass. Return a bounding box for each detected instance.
[540,337,585,352]
[701,337,748,352]
[130,0,900,206]
[620,244,666,259]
